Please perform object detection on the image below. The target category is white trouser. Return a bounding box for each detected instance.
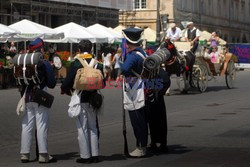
[75,103,98,159]
[20,102,49,154]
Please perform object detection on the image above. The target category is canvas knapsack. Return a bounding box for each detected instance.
[73,58,104,91]
[13,52,43,85]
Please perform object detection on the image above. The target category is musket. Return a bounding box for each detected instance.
[122,79,130,157]
[120,38,130,157]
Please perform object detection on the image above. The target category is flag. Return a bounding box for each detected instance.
[121,38,128,62]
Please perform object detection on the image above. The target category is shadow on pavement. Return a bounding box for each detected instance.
[99,154,127,162]
[52,152,79,160]
[146,145,192,157]
[206,86,237,92]
[167,145,192,154]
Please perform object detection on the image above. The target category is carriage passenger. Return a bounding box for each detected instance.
[203,46,210,59]
[209,31,220,48]
[209,46,224,73]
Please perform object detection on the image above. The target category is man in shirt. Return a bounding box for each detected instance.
[185,22,200,53]
[166,23,182,42]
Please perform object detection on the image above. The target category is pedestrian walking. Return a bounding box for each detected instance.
[112,47,122,86]
[102,48,112,80]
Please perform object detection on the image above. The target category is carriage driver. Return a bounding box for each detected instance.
[185,22,200,53]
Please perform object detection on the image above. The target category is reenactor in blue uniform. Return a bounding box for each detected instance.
[121,27,148,157]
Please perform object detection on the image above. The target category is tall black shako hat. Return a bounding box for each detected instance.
[122,27,143,44]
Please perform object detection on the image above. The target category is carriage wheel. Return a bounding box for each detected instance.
[225,60,236,89]
[197,65,208,93]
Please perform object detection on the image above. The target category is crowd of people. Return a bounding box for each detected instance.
[10,20,232,165]
[14,26,171,165]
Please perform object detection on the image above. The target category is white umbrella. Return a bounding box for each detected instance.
[9,19,64,41]
[87,24,122,43]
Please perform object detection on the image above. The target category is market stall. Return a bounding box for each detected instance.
[0,19,64,89]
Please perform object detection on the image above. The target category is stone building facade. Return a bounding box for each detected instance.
[119,0,250,43]
[0,0,132,28]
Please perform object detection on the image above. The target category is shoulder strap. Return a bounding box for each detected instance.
[77,57,98,69]
[130,51,147,78]
[131,69,141,78]
[23,53,29,85]
[31,53,35,65]
[77,58,88,68]
[136,51,146,60]
[89,58,98,68]
[17,54,21,66]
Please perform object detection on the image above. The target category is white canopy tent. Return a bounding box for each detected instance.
[87,23,122,43]
[0,24,20,43]
[9,19,64,41]
[142,27,156,42]
[45,22,108,57]
[113,25,125,34]
[107,27,123,40]
[112,26,157,43]
[0,23,20,37]
[45,22,106,43]
[8,19,64,51]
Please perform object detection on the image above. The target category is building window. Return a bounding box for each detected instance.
[240,1,245,17]
[242,34,248,43]
[134,0,146,9]
[223,34,228,42]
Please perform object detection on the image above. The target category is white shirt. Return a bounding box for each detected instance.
[114,54,120,69]
[184,27,200,38]
[102,53,112,67]
[9,46,17,52]
[166,27,182,41]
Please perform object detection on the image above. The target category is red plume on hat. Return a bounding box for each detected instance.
[28,38,44,51]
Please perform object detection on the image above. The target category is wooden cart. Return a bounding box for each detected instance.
[192,53,236,93]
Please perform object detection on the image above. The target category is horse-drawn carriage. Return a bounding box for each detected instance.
[173,41,236,93]
[143,39,236,94]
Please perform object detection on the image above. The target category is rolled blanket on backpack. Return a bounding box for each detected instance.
[12,52,44,85]
[144,48,171,70]
[12,52,43,65]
